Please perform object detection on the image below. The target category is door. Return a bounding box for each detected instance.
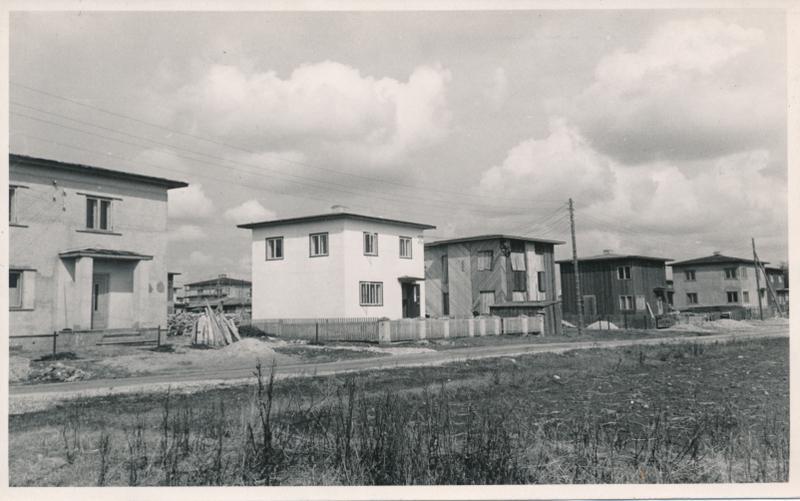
[91,273,110,329]
[402,283,421,318]
[479,291,495,315]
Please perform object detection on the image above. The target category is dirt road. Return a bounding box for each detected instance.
[8,327,788,414]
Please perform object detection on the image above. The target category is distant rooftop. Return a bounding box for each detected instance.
[237,212,436,230]
[185,276,252,287]
[670,253,767,267]
[425,234,564,248]
[11,153,188,189]
[556,250,671,264]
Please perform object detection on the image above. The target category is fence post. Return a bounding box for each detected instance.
[378,320,391,344]
[468,319,474,337]
[443,319,450,339]
[624,313,628,330]
[521,316,528,335]
[157,325,162,347]
[52,330,57,355]
[315,322,319,344]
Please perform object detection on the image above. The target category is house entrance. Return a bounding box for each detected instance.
[402,282,421,318]
[91,273,110,329]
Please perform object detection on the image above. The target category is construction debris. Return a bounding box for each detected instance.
[31,363,91,383]
[168,311,198,336]
[10,356,31,383]
[191,303,241,347]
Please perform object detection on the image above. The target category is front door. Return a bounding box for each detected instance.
[402,283,420,318]
[91,273,110,329]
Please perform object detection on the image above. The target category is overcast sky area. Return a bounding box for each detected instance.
[9,9,787,284]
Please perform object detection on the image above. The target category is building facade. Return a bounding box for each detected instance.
[239,212,435,319]
[9,154,187,335]
[177,275,252,314]
[424,235,563,336]
[558,251,672,320]
[671,252,782,312]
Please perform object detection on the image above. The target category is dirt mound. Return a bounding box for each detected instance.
[31,363,91,383]
[10,356,30,383]
[217,338,276,357]
[707,319,751,331]
[586,320,619,330]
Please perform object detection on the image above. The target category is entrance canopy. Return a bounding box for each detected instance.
[59,248,153,261]
[397,275,424,283]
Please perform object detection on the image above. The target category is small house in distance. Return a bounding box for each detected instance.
[671,252,785,314]
[558,250,672,324]
[424,235,564,336]
[9,154,187,336]
[176,274,252,315]
[238,212,435,319]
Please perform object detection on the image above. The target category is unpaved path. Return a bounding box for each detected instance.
[8,327,788,414]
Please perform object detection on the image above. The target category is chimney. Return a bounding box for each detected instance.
[603,249,611,255]
[218,273,227,278]
[330,204,348,213]
[712,251,721,256]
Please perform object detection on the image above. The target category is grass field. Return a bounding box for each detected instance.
[9,336,788,486]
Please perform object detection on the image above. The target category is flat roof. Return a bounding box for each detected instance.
[59,248,153,261]
[185,277,252,287]
[669,254,767,267]
[237,212,436,230]
[425,234,564,248]
[11,153,189,189]
[557,252,672,264]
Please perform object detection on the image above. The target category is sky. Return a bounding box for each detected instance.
[9,8,788,284]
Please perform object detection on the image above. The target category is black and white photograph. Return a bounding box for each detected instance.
[3,0,797,497]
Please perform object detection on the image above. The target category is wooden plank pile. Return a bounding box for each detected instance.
[191,302,241,347]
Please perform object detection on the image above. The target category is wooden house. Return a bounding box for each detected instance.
[558,250,672,323]
[424,235,563,336]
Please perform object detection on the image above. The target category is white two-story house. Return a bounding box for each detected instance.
[238,212,436,319]
[9,154,187,335]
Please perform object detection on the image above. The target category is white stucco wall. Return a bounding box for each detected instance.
[249,217,428,319]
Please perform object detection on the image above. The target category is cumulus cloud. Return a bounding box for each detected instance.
[168,224,207,241]
[168,184,216,219]
[224,199,276,223]
[187,250,212,266]
[561,18,781,164]
[169,61,452,166]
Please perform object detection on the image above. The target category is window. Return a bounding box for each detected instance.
[685,270,696,281]
[617,266,631,280]
[740,267,747,278]
[686,292,698,304]
[399,236,412,259]
[619,295,634,311]
[360,281,383,306]
[442,254,448,282]
[477,250,493,271]
[9,271,22,309]
[442,292,450,316]
[742,291,750,303]
[512,271,527,292]
[727,291,739,303]
[86,196,112,231]
[537,271,546,293]
[9,187,16,223]
[509,252,526,271]
[265,237,283,260]
[363,232,378,256]
[724,267,738,279]
[309,233,328,257]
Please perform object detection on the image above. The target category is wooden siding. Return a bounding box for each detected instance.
[448,243,474,317]
[424,245,447,317]
[560,258,667,316]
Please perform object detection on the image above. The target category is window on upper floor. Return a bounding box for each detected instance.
[685,270,696,281]
[537,271,546,293]
[9,271,22,309]
[442,254,448,282]
[266,237,284,260]
[363,232,378,256]
[399,236,412,259]
[309,232,329,257]
[477,250,493,271]
[617,266,631,280]
[86,196,113,231]
[724,267,738,279]
[9,187,17,224]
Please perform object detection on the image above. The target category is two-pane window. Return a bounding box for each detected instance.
[686,293,698,304]
[685,270,696,281]
[727,291,739,303]
[619,295,634,311]
[742,291,750,303]
[724,267,738,279]
[266,237,283,260]
[399,236,412,259]
[617,266,631,280]
[9,187,17,223]
[477,251,493,271]
[537,271,546,293]
[360,281,383,306]
[9,271,22,309]
[86,196,112,231]
[364,232,378,256]
[309,233,328,257]
[441,255,449,282]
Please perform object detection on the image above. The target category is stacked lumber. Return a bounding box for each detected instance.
[191,302,242,347]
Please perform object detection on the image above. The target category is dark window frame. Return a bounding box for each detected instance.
[265,236,284,261]
[399,236,413,259]
[359,281,383,306]
[363,232,379,256]
[309,232,329,258]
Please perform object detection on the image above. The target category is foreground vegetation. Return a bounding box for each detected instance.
[9,337,788,485]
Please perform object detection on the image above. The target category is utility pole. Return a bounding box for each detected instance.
[569,198,583,335]
[752,237,764,321]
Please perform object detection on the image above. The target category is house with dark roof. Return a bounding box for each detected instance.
[424,234,564,336]
[557,250,672,323]
[671,251,783,312]
[238,211,435,319]
[9,154,188,336]
[177,274,252,314]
